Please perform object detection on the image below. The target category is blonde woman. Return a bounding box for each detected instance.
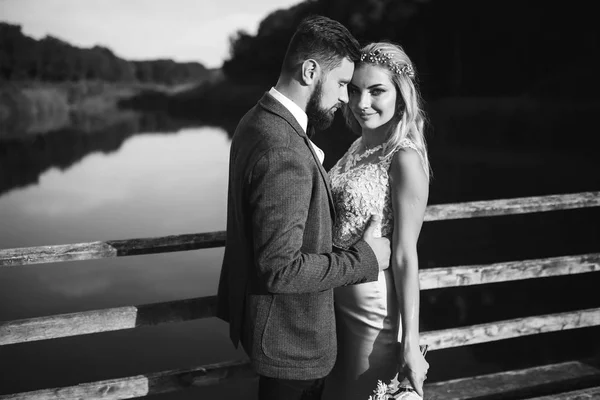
[323,42,431,400]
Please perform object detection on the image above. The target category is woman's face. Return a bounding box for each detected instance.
[348,64,398,132]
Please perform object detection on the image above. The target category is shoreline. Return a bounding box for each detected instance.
[0,80,207,137]
[3,78,600,156]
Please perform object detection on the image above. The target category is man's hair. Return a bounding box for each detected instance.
[281,15,360,75]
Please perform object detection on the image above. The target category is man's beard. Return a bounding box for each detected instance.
[306,79,337,134]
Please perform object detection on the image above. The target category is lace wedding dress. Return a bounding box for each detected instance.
[322,137,422,400]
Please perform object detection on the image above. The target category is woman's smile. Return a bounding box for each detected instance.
[349,64,397,132]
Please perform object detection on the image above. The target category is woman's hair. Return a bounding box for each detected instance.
[344,42,431,180]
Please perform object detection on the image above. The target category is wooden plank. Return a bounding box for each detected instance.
[525,386,600,400]
[0,192,598,267]
[0,359,255,400]
[421,307,600,351]
[106,232,226,256]
[0,231,226,267]
[424,191,600,221]
[0,297,216,346]
[0,241,118,267]
[2,296,599,350]
[425,360,600,400]
[2,357,599,400]
[419,253,600,290]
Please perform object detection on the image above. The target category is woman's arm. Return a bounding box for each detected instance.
[389,147,430,396]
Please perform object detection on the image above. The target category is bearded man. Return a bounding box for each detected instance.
[216,15,391,400]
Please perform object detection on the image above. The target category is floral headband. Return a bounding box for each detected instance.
[359,49,415,79]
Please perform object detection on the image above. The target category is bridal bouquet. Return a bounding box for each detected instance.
[368,345,428,400]
[367,375,423,400]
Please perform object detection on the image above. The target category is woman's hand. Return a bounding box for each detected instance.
[398,344,429,397]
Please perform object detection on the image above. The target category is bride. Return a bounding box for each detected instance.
[323,42,431,400]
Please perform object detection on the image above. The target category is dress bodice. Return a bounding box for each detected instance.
[329,137,419,249]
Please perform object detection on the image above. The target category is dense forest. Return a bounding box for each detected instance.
[0,23,210,84]
[223,0,599,99]
[2,1,598,96]
[3,0,599,149]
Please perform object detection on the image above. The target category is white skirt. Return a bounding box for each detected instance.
[323,268,400,400]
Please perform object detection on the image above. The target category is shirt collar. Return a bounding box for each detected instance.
[268,87,324,165]
[269,87,308,133]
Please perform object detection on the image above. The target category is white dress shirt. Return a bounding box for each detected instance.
[269,87,325,165]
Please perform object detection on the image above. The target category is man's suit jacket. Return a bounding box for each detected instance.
[216,92,379,380]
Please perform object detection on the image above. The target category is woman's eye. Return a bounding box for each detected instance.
[371,89,383,96]
[348,87,357,94]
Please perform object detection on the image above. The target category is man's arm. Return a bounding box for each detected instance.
[249,146,378,294]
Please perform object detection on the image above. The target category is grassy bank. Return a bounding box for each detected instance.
[0,81,197,137]
[118,74,266,136]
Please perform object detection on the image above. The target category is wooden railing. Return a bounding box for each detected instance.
[1,191,599,400]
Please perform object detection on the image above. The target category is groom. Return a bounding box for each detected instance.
[216,15,391,400]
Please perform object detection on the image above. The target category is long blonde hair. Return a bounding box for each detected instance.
[344,42,431,181]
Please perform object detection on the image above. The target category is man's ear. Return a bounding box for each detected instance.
[300,59,320,85]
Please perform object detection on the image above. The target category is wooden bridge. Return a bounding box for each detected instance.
[1,191,599,399]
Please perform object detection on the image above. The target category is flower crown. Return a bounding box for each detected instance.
[360,49,415,78]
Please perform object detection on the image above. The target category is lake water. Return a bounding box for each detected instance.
[0,126,250,398]
[1,110,599,399]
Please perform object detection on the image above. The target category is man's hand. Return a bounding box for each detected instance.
[362,215,391,271]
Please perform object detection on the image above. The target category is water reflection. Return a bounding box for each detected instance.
[0,111,208,196]
[0,125,240,396]
[0,127,229,247]
[0,126,231,319]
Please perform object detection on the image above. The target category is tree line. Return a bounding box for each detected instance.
[223,0,599,99]
[0,23,210,84]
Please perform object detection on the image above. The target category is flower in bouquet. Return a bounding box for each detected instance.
[367,375,423,400]
[368,380,390,400]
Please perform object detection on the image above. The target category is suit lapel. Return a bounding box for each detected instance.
[302,131,337,220]
[259,93,336,219]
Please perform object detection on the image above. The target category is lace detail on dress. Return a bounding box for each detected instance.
[329,137,420,249]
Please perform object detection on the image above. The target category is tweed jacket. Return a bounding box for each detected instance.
[216,92,379,380]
